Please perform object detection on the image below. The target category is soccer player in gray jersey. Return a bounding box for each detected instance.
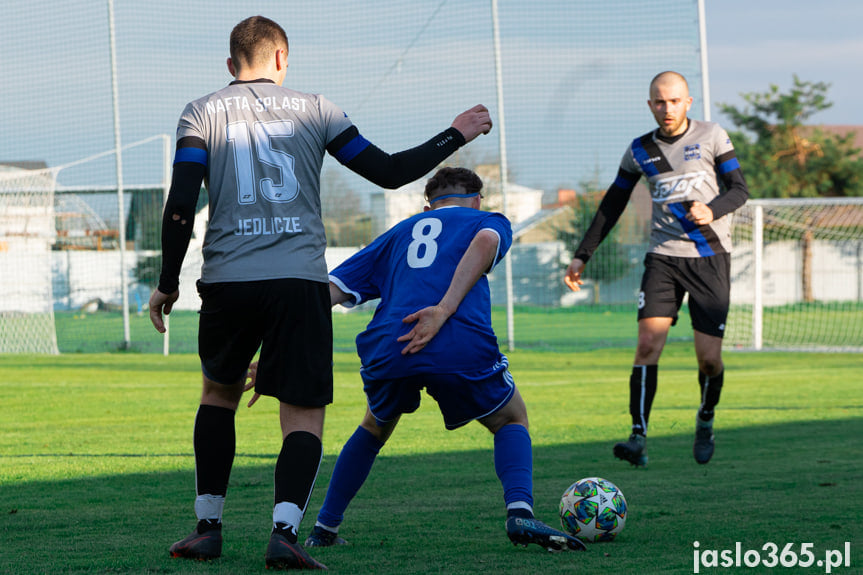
[147,15,492,570]
[564,71,748,468]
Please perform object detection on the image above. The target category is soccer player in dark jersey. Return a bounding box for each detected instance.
[248,167,585,553]
[564,71,749,468]
[147,16,492,570]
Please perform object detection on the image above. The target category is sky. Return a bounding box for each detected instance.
[704,0,863,126]
[2,0,862,195]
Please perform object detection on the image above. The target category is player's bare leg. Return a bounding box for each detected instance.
[615,317,673,466]
[692,331,724,464]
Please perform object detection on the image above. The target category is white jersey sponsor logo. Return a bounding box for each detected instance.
[651,171,708,203]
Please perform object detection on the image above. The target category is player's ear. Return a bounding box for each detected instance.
[276,48,288,71]
[227,57,237,77]
[423,205,431,212]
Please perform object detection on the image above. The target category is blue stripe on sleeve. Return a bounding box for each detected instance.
[631,138,659,177]
[333,134,371,164]
[613,173,637,191]
[174,147,208,166]
[667,202,715,257]
[717,157,740,175]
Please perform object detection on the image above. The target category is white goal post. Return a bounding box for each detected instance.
[0,167,60,354]
[726,197,863,352]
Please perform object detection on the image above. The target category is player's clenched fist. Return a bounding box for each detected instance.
[451,104,493,143]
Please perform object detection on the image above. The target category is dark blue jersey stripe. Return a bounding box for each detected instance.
[174,147,207,166]
[667,202,715,257]
[333,134,371,164]
[631,137,659,177]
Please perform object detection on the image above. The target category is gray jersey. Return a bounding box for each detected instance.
[621,119,737,257]
[176,81,352,283]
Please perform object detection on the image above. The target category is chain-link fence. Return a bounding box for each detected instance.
[1,0,707,353]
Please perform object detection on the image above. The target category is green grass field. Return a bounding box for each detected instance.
[1,345,861,574]
[52,302,863,354]
[52,305,666,354]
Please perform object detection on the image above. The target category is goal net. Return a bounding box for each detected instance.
[726,198,863,351]
[0,167,59,354]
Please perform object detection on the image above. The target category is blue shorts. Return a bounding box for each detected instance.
[360,355,515,430]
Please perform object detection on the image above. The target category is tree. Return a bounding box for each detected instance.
[718,76,863,198]
[556,173,639,301]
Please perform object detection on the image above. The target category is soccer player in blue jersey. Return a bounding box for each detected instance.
[147,16,492,570]
[564,71,749,468]
[277,167,585,553]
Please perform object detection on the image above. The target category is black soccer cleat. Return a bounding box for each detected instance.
[613,433,648,467]
[304,524,348,547]
[693,416,715,464]
[169,519,222,560]
[266,531,328,570]
[505,515,586,552]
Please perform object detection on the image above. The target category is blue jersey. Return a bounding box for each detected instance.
[329,206,512,379]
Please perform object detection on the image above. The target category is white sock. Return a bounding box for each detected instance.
[194,494,225,522]
[273,501,304,535]
[506,501,533,515]
[314,521,339,534]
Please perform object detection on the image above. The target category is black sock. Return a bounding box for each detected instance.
[273,431,323,542]
[194,405,236,497]
[698,370,724,420]
[629,365,657,436]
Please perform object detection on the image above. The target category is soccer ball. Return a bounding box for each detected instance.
[559,477,627,542]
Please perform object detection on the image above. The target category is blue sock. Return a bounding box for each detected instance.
[317,426,383,528]
[493,424,533,512]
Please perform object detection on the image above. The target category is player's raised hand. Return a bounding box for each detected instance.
[398,304,451,355]
[244,361,261,407]
[564,258,586,292]
[451,104,493,143]
[148,288,179,333]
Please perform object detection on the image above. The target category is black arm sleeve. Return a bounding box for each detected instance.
[328,126,466,189]
[157,162,205,294]
[707,157,750,220]
[573,171,639,263]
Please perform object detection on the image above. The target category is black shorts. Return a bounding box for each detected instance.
[197,278,333,407]
[637,253,730,338]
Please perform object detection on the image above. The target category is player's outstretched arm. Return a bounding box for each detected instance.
[331,105,491,190]
[399,229,499,355]
[450,104,493,143]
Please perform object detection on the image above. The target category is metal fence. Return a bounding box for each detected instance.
[1,0,708,353]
